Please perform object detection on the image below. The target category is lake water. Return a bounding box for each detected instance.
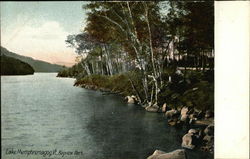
[1,73,212,159]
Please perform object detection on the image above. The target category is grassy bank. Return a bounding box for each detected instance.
[74,73,138,96]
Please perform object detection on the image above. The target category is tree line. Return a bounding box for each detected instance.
[62,1,214,109]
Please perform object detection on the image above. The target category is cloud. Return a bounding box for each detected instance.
[1,21,76,66]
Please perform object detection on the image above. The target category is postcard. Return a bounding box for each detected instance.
[1,1,249,159]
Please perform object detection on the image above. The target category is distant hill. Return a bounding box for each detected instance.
[0,46,64,72]
[1,55,34,75]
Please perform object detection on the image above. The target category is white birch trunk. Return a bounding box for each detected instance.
[144,2,159,105]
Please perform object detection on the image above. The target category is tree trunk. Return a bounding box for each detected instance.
[83,62,91,75]
[144,2,158,105]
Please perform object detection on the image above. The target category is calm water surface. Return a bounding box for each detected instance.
[1,73,212,159]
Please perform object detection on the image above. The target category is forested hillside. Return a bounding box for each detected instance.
[1,55,34,75]
[1,46,64,72]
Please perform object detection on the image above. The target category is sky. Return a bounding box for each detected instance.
[1,1,89,66]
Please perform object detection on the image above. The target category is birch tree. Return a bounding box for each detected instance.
[84,2,168,105]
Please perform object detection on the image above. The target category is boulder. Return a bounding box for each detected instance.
[180,107,189,122]
[188,129,197,134]
[131,95,137,100]
[145,104,159,112]
[165,109,178,118]
[162,103,167,113]
[168,121,177,126]
[147,149,186,159]
[125,96,136,104]
[181,107,189,116]
[181,129,202,149]
[180,114,188,122]
[181,133,195,149]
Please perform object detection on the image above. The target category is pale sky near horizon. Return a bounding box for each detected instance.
[1,1,89,66]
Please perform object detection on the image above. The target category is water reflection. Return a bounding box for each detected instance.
[1,73,212,159]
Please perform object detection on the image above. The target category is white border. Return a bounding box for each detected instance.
[215,1,249,158]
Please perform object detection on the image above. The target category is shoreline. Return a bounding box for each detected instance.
[72,81,214,155]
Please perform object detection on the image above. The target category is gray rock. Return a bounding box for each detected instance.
[181,107,189,116]
[162,103,167,113]
[181,133,195,149]
[180,114,188,122]
[125,96,136,104]
[181,129,201,150]
[180,107,189,122]
[145,104,159,112]
[188,129,197,134]
[147,149,186,159]
[131,95,137,100]
[165,109,178,118]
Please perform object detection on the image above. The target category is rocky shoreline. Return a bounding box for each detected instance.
[75,83,214,158]
[125,95,214,155]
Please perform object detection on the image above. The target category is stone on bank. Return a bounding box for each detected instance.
[145,104,159,112]
[147,149,186,159]
[125,95,137,104]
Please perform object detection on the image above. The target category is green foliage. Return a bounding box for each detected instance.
[181,81,214,111]
[75,71,144,97]
[57,63,85,78]
[158,70,214,110]
[77,74,109,88]
[168,1,214,53]
[75,69,214,111]
[57,69,70,77]
[68,60,214,111]
[1,55,34,75]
